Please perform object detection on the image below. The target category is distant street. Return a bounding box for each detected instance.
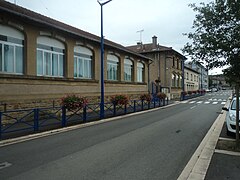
[0,91,231,180]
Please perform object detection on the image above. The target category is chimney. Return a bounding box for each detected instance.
[152,36,157,48]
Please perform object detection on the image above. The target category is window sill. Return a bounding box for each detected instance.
[105,80,147,85]
[0,74,99,83]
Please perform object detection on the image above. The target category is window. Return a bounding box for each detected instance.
[187,72,189,80]
[107,54,119,81]
[0,24,24,74]
[124,58,133,81]
[176,75,179,87]
[74,46,92,79]
[172,74,176,87]
[172,57,175,67]
[137,62,144,82]
[191,74,193,81]
[37,37,64,77]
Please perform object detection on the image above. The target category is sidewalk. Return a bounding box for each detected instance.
[178,103,240,180]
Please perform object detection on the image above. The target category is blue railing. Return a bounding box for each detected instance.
[0,98,168,140]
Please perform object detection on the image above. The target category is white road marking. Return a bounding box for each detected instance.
[218,99,222,101]
[190,106,196,109]
[189,101,196,104]
[181,101,188,103]
[213,99,217,101]
[209,99,212,101]
[197,101,203,104]
[212,102,218,104]
[0,162,12,170]
[204,102,210,104]
[221,102,226,105]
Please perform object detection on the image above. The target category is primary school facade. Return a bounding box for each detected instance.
[0,1,151,111]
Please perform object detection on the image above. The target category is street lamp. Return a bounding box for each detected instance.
[98,0,112,119]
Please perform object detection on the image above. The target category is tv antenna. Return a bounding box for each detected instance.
[136,29,144,43]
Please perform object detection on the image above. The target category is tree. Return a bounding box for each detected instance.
[183,0,240,145]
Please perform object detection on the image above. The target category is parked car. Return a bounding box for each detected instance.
[212,87,218,92]
[222,97,240,136]
[205,89,212,93]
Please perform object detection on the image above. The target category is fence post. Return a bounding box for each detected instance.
[113,103,116,116]
[62,106,66,127]
[0,112,2,139]
[141,100,144,110]
[34,109,39,131]
[134,100,136,112]
[124,104,127,114]
[83,106,87,123]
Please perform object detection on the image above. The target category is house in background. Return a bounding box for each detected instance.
[185,60,208,90]
[184,66,200,91]
[0,1,151,111]
[127,36,187,100]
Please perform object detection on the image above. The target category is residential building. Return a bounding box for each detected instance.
[184,66,200,91]
[127,36,187,99]
[185,60,208,90]
[0,1,151,111]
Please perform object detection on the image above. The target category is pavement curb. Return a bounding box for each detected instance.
[177,110,226,180]
[0,101,179,147]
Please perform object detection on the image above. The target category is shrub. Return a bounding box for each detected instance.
[110,94,129,105]
[188,91,193,95]
[157,92,167,99]
[61,94,88,110]
[140,93,152,102]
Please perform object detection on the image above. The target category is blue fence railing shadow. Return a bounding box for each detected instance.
[0,98,169,140]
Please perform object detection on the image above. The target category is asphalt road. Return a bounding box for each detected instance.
[0,91,231,180]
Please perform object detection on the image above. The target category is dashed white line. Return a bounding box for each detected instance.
[0,162,12,170]
[221,102,226,105]
[212,102,218,104]
[204,102,210,104]
[189,101,196,104]
[190,106,196,109]
[197,101,203,104]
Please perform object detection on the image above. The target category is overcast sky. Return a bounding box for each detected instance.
[6,0,223,74]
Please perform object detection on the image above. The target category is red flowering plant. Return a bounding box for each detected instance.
[157,92,167,99]
[140,93,152,102]
[182,91,187,96]
[110,94,129,106]
[61,94,88,110]
[192,90,197,94]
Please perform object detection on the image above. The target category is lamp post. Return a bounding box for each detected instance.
[98,0,112,119]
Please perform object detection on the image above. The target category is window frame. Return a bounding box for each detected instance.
[0,34,24,75]
[107,54,119,81]
[124,58,133,82]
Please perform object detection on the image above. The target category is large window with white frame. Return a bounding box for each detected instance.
[107,54,119,81]
[0,24,24,74]
[37,36,64,77]
[124,58,133,82]
[74,46,92,79]
[137,62,144,82]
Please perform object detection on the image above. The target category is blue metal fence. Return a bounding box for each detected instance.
[0,98,168,139]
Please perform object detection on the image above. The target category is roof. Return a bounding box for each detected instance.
[0,0,151,62]
[127,43,187,60]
